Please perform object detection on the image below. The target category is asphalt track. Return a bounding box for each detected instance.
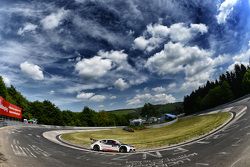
[1,97,250,167]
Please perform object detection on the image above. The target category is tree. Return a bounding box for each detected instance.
[79,107,97,126]
[141,103,161,118]
[0,77,8,99]
[242,69,250,93]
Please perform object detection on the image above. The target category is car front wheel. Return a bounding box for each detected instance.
[93,145,100,151]
[119,146,127,153]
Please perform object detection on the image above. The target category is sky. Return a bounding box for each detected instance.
[0,0,250,112]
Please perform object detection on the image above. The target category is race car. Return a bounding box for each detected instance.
[90,139,136,153]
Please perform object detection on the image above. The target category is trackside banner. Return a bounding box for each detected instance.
[0,96,22,119]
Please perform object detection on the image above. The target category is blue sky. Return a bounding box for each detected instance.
[1,0,250,112]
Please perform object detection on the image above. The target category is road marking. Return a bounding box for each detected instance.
[142,151,162,159]
[173,147,189,155]
[232,139,241,147]
[217,152,230,155]
[196,141,210,144]
[28,134,32,136]
[196,163,209,166]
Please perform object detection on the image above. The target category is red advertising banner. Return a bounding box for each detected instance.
[0,96,22,119]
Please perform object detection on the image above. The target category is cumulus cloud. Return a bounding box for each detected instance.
[145,42,229,93]
[216,0,239,24]
[75,56,112,78]
[76,92,95,99]
[114,78,130,90]
[20,61,44,80]
[76,92,106,102]
[41,8,68,30]
[127,93,176,106]
[98,50,127,64]
[134,22,208,52]
[17,23,37,35]
[145,42,213,76]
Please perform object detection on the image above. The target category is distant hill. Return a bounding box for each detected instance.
[107,102,183,117]
[107,109,138,116]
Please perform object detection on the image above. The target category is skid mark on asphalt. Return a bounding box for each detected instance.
[10,139,51,158]
[28,145,51,157]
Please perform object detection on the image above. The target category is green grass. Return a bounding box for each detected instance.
[106,102,183,116]
[61,112,231,150]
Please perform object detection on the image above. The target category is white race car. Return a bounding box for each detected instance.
[90,139,136,153]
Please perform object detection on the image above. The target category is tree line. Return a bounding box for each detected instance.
[184,64,250,114]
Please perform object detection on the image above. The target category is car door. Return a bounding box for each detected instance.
[107,140,120,152]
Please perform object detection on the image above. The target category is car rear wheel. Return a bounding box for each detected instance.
[93,145,100,151]
[119,146,127,153]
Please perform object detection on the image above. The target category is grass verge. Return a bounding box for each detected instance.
[61,112,231,150]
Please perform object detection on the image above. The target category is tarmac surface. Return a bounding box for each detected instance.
[1,97,250,167]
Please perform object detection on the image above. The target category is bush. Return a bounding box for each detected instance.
[123,126,134,132]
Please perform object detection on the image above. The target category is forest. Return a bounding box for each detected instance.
[184,64,250,114]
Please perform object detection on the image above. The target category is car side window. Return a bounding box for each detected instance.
[106,140,114,145]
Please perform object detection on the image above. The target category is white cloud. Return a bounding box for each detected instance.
[20,61,44,80]
[145,42,213,76]
[64,83,107,93]
[41,8,68,30]
[17,23,37,35]
[127,93,176,106]
[2,76,11,87]
[75,56,112,78]
[74,50,146,89]
[76,92,106,102]
[114,78,130,90]
[89,95,106,102]
[134,22,208,52]
[76,92,95,99]
[145,42,229,94]
[216,0,239,24]
[98,50,127,64]
[134,36,149,50]
[152,86,166,93]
